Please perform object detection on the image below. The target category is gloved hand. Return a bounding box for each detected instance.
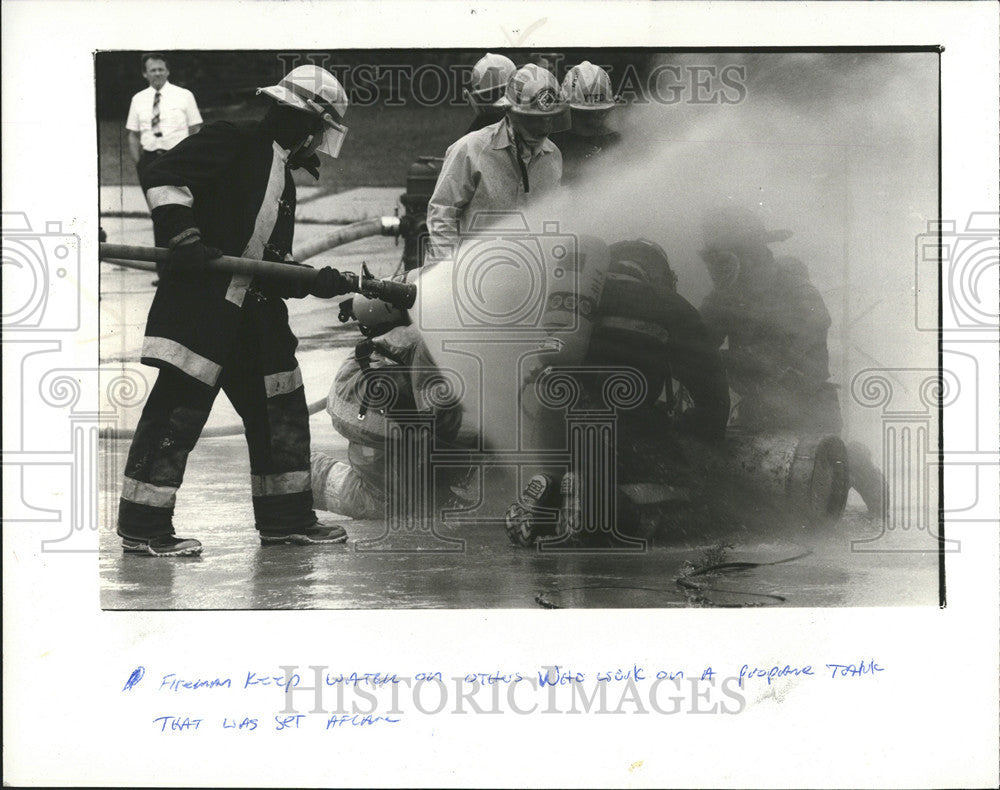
[159,239,222,277]
[310,267,359,299]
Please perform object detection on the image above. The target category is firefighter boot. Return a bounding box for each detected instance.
[504,474,559,547]
[118,529,203,557]
[259,518,349,546]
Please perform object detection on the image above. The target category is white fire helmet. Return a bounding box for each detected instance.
[498,63,570,135]
[465,53,517,108]
[258,65,349,158]
[498,63,569,117]
[561,61,617,111]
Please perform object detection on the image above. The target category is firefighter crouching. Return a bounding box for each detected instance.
[309,285,466,521]
[116,66,359,557]
[505,238,732,547]
[697,205,886,515]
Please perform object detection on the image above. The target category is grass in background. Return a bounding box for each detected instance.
[99,102,471,191]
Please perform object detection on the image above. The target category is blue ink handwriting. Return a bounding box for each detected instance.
[122,666,145,692]
[738,664,815,687]
[825,660,884,678]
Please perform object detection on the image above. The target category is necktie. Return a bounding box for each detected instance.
[152,91,162,139]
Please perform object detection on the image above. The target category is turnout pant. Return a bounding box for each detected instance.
[311,444,383,520]
[117,297,315,537]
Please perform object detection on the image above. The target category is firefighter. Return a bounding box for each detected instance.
[504,238,732,546]
[116,65,359,556]
[697,205,886,515]
[548,61,621,184]
[310,318,466,521]
[462,52,517,136]
[426,63,568,261]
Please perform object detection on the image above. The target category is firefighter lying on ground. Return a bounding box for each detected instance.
[697,205,886,515]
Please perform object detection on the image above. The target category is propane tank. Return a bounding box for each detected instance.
[399,155,444,271]
[722,431,849,525]
[537,234,611,367]
[625,430,850,536]
[670,430,850,529]
[519,235,611,433]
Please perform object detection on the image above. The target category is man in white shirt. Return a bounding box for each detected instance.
[126,53,203,183]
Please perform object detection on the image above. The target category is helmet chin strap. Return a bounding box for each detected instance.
[287,133,312,160]
[286,133,321,179]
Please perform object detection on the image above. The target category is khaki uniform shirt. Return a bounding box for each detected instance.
[427,119,562,259]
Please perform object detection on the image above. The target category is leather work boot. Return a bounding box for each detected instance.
[259,518,349,546]
[118,530,203,557]
[504,474,559,547]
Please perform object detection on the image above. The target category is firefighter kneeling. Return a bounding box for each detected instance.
[505,238,732,547]
[310,290,467,521]
[309,238,730,545]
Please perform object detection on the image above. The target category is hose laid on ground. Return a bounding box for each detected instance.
[292,216,400,261]
[99,397,330,440]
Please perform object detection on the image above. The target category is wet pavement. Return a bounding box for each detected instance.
[98,217,941,610]
[98,430,939,609]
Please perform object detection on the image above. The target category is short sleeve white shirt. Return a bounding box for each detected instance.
[126,81,203,152]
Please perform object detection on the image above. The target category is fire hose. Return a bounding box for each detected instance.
[99,236,415,440]
[292,215,399,261]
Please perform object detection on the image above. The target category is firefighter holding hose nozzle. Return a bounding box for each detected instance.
[116,65,361,557]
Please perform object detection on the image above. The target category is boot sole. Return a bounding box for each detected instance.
[121,539,202,557]
[259,533,348,546]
